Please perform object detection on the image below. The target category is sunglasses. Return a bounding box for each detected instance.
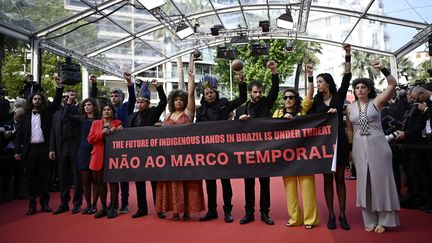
[283,95,295,100]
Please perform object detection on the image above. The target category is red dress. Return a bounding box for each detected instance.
[87,119,122,171]
[156,110,205,214]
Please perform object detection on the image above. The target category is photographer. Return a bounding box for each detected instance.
[394,87,427,210]
[409,86,432,212]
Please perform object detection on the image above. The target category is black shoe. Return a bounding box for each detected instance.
[199,210,218,221]
[41,205,53,213]
[224,212,233,223]
[339,215,350,230]
[261,214,274,225]
[239,213,254,224]
[327,215,336,230]
[94,208,108,218]
[88,205,97,215]
[82,205,91,214]
[53,205,69,214]
[26,207,36,215]
[107,207,118,219]
[425,209,432,214]
[71,205,81,214]
[182,212,190,221]
[157,212,166,218]
[132,209,148,218]
[119,203,128,214]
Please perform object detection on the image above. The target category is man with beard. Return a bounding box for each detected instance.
[14,76,63,215]
[129,79,167,218]
[234,61,280,225]
[109,72,136,214]
[196,74,246,223]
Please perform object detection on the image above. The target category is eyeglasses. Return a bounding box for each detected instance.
[283,95,295,100]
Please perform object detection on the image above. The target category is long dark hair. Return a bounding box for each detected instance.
[167,89,188,112]
[282,88,303,116]
[102,103,116,119]
[79,98,101,119]
[352,78,377,100]
[25,92,47,112]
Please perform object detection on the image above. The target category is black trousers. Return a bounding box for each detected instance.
[244,177,270,214]
[135,181,157,213]
[205,179,232,211]
[25,143,50,207]
[120,181,129,205]
[58,142,83,207]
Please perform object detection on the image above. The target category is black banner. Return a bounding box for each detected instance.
[104,113,338,182]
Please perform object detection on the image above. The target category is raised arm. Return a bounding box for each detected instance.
[372,61,397,110]
[227,73,247,111]
[336,44,352,108]
[89,74,98,99]
[186,67,196,114]
[51,76,64,111]
[265,60,280,108]
[124,72,136,115]
[152,79,168,115]
[305,64,315,101]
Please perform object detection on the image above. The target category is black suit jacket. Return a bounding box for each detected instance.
[15,87,63,158]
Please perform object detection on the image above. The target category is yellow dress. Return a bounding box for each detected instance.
[273,98,320,226]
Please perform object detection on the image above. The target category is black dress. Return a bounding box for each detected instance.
[309,73,351,167]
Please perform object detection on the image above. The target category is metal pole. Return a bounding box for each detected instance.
[229,60,233,100]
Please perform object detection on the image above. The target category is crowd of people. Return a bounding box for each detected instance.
[1,46,432,234]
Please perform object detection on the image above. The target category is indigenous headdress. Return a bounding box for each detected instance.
[137,79,151,101]
[199,75,218,93]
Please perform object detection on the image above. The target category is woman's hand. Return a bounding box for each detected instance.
[327,108,337,114]
[371,60,384,70]
[284,113,294,120]
[239,114,250,121]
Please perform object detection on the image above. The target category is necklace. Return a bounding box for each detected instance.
[357,100,370,135]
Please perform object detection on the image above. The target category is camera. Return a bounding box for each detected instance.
[385,131,399,142]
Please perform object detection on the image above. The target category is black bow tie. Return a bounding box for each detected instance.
[32,111,40,115]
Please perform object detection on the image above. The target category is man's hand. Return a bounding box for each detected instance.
[327,108,337,114]
[396,131,406,141]
[54,76,63,88]
[416,102,428,112]
[267,61,277,73]
[123,72,132,85]
[151,79,159,87]
[49,151,56,160]
[239,114,250,121]
[235,71,244,84]
[90,74,97,83]
[14,154,21,161]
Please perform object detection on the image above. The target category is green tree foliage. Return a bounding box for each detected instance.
[416,60,431,82]
[396,57,416,83]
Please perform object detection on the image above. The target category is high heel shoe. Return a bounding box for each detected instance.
[327,215,336,230]
[339,215,350,230]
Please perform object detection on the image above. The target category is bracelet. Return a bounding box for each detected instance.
[424,107,429,113]
[308,76,313,83]
[380,67,391,77]
[345,55,351,63]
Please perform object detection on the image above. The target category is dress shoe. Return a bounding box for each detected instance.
[119,203,128,214]
[41,205,53,213]
[426,209,432,214]
[223,205,233,223]
[88,205,97,214]
[82,205,91,214]
[107,207,118,219]
[339,215,350,230]
[260,214,274,225]
[327,215,336,230]
[26,207,36,215]
[94,208,108,218]
[199,210,218,221]
[53,205,69,214]
[71,205,81,214]
[239,213,254,224]
[132,209,148,218]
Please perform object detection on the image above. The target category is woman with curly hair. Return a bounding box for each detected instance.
[156,63,205,221]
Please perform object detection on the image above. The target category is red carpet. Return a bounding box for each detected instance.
[0,176,431,243]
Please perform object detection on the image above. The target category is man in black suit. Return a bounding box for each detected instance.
[129,79,167,218]
[196,74,246,223]
[49,89,82,214]
[14,77,63,215]
[234,61,279,225]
